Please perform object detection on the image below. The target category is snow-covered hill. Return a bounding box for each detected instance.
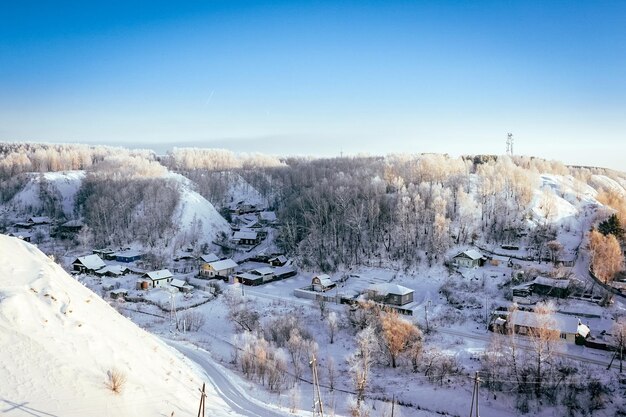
[169,173,231,245]
[0,235,235,416]
[8,171,84,217]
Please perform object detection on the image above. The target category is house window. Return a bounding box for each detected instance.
[560,333,567,339]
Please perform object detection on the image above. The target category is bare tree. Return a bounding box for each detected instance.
[327,311,339,344]
[348,325,379,406]
[526,301,560,398]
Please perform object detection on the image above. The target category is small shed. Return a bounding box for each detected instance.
[110,289,128,299]
[452,249,485,268]
[143,269,173,288]
[269,255,288,266]
[170,278,194,293]
[72,254,106,274]
[312,274,336,292]
[199,253,219,263]
[28,216,51,225]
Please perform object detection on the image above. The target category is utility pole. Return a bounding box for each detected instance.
[469,372,481,417]
[310,354,325,417]
[197,383,206,417]
[425,300,431,333]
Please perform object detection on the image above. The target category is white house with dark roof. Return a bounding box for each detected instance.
[72,254,106,274]
[143,269,173,288]
[452,249,485,268]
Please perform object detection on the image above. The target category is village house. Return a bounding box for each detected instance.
[232,230,260,246]
[92,248,116,260]
[94,265,129,277]
[59,220,83,233]
[512,276,571,300]
[235,267,275,286]
[200,258,238,279]
[509,310,590,345]
[114,250,144,263]
[312,274,336,292]
[28,216,51,225]
[452,249,486,268]
[369,283,414,306]
[72,254,106,274]
[143,269,173,288]
[7,232,33,242]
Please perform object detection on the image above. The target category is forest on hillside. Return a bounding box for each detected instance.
[1,143,625,273]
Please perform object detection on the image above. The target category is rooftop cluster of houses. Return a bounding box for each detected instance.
[227,206,279,248]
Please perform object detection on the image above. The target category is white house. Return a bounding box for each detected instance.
[143,269,173,288]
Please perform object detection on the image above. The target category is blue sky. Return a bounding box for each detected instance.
[1,1,625,169]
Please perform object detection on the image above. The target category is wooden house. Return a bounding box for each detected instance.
[509,310,590,345]
[269,255,288,266]
[369,283,414,306]
[72,254,106,274]
[232,230,260,246]
[312,274,336,292]
[452,249,485,268]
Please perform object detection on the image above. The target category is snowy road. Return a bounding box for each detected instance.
[167,341,288,417]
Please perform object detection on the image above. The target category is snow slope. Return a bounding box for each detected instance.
[0,234,236,417]
[169,173,231,245]
[8,171,85,217]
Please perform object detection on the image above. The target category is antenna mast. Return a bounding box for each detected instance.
[506,133,514,156]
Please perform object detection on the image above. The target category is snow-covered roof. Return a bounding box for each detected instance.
[533,276,570,289]
[144,269,173,281]
[208,259,238,272]
[253,267,274,276]
[200,253,219,263]
[511,310,590,335]
[454,249,484,260]
[8,232,33,239]
[62,219,83,227]
[74,254,106,270]
[313,274,334,287]
[28,216,50,224]
[269,255,288,263]
[371,283,414,296]
[114,250,143,258]
[170,278,187,288]
[259,211,277,221]
[95,265,128,276]
[233,231,257,240]
[236,272,262,281]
